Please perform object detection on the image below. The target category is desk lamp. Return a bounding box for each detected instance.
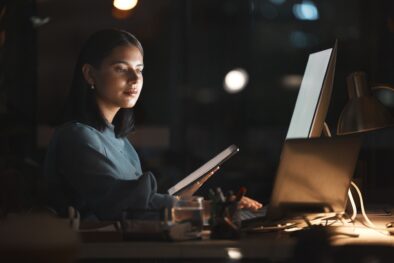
[337,71,394,135]
[336,71,394,223]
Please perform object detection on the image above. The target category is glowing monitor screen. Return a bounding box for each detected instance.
[286,46,336,139]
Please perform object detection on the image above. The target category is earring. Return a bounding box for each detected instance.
[91,84,95,90]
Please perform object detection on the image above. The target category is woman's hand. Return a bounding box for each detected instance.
[239,196,263,211]
[177,166,220,198]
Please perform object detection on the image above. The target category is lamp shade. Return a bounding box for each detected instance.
[337,72,394,135]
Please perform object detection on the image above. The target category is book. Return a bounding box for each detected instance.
[168,145,239,195]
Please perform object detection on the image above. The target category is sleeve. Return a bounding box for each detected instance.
[56,125,175,220]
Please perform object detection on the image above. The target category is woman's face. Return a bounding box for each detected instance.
[91,44,144,112]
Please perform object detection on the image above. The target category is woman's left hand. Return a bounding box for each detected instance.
[177,166,220,198]
[239,196,263,211]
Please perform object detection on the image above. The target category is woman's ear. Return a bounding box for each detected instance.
[82,64,95,85]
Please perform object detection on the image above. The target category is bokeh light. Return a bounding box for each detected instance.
[113,0,138,11]
[224,68,249,94]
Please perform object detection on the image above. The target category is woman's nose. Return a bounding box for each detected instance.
[127,69,139,83]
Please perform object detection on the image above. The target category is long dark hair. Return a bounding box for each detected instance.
[64,28,144,137]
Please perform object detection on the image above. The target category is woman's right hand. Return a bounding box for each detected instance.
[239,196,263,211]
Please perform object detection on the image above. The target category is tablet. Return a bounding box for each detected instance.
[168,145,239,195]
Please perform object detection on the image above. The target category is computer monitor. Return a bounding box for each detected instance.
[286,42,337,139]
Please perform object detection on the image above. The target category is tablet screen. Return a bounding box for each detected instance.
[168,145,239,195]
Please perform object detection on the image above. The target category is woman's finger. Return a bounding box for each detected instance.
[199,166,220,184]
[239,196,263,211]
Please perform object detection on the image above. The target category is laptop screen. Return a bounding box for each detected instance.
[269,135,361,219]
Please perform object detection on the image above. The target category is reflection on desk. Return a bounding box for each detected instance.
[329,215,394,246]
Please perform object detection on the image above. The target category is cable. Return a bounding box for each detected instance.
[350,181,390,235]
[350,181,376,228]
[347,188,357,222]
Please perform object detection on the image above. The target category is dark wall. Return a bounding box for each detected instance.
[0,0,39,214]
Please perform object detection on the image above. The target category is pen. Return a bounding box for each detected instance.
[235,186,247,201]
[226,190,235,202]
[209,188,217,202]
[216,187,226,202]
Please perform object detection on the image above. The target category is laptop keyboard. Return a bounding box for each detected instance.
[239,207,267,221]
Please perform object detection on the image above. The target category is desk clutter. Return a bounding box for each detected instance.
[66,191,394,245]
[121,188,245,241]
[75,187,249,242]
[208,187,244,239]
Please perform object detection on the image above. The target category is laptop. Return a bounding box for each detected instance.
[241,135,362,228]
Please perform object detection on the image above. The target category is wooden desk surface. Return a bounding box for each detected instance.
[78,214,394,261]
[329,214,394,246]
[79,234,296,260]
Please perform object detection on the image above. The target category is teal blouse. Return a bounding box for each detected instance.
[43,122,174,220]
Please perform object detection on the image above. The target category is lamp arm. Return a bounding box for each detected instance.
[371,83,394,92]
[322,122,332,137]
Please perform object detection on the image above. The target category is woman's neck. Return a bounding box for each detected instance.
[96,98,120,124]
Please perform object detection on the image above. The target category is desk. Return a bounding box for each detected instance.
[330,221,394,246]
[80,236,295,261]
[79,233,295,261]
[78,214,394,262]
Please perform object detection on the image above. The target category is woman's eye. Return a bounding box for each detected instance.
[115,67,128,73]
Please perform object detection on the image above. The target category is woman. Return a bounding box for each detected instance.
[44,29,262,220]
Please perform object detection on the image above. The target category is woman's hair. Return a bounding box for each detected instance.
[64,28,144,137]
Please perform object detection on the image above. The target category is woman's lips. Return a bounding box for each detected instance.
[123,90,138,96]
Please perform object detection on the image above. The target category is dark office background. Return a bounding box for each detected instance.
[1,0,394,213]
